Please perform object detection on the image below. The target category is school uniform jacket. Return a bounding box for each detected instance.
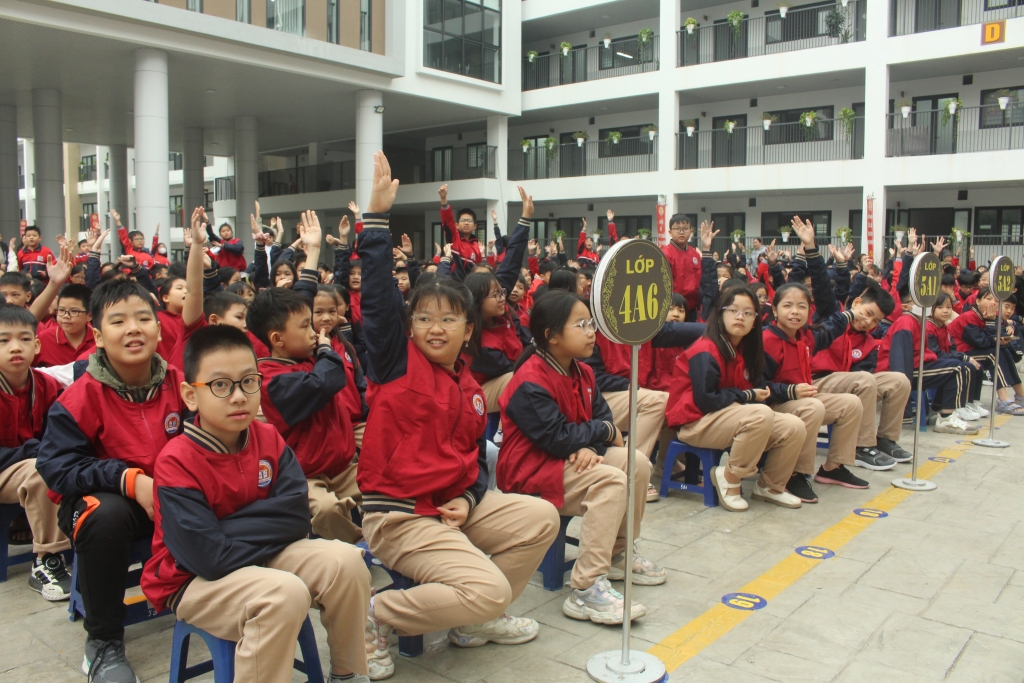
[440,204,483,266]
[497,351,616,507]
[666,336,759,428]
[157,311,183,365]
[762,310,854,401]
[358,215,488,516]
[663,241,702,310]
[948,306,994,353]
[583,323,706,394]
[876,313,936,378]
[117,227,155,270]
[576,222,617,269]
[0,369,62,473]
[332,246,362,324]
[17,245,54,280]
[34,324,96,367]
[331,335,368,424]
[142,419,311,613]
[215,238,246,272]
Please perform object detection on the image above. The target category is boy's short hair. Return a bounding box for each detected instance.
[395,266,409,275]
[859,281,896,316]
[30,279,46,300]
[0,272,32,292]
[58,284,92,311]
[247,288,311,347]
[168,262,187,279]
[958,270,981,287]
[942,273,956,287]
[579,268,595,281]
[23,225,40,235]
[90,279,158,324]
[538,260,558,275]
[183,325,256,384]
[669,214,691,227]
[78,239,88,248]
[217,266,238,286]
[0,303,39,333]
[457,208,477,223]
[203,292,247,319]
[128,230,143,241]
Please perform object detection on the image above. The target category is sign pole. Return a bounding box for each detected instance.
[892,306,936,491]
[621,343,639,668]
[975,255,1013,448]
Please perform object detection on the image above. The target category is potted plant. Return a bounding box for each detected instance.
[723,119,737,134]
[544,136,558,160]
[638,27,654,45]
[841,0,849,6]
[942,97,963,125]
[684,17,698,34]
[684,119,697,136]
[642,124,658,141]
[602,31,613,48]
[825,7,845,38]
[893,224,907,244]
[780,227,791,242]
[730,229,745,244]
[838,107,856,141]
[606,131,622,145]
[836,226,853,247]
[950,226,970,247]
[552,229,567,240]
[777,2,791,18]
[520,139,532,152]
[526,50,538,63]
[637,228,652,240]
[727,10,745,36]
[997,89,1014,110]
[560,41,572,57]
[898,99,911,118]
[573,130,589,147]
[799,110,818,127]
[761,111,777,130]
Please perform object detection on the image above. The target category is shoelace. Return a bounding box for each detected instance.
[87,641,127,683]
[43,556,70,581]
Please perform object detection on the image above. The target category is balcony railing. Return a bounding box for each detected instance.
[258,161,355,197]
[677,1,863,66]
[522,37,659,92]
[676,117,864,169]
[79,162,97,182]
[886,104,1024,157]
[890,0,1024,36]
[508,137,658,181]
[425,146,497,182]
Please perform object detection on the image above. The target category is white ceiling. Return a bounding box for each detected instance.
[513,93,660,126]
[890,48,1024,82]
[521,0,661,43]
[678,69,865,105]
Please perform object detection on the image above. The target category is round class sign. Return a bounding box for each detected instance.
[991,255,1016,302]
[909,252,941,309]
[591,239,673,345]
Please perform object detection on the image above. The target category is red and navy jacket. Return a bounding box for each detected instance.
[332,246,363,324]
[763,310,854,402]
[142,419,310,613]
[953,287,978,315]
[576,222,618,269]
[358,215,488,516]
[583,323,705,394]
[34,324,96,367]
[150,235,170,267]
[497,350,616,507]
[440,204,482,267]
[118,227,155,270]
[876,313,936,378]
[330,335,368,425]
[36,360,187,500]
[215,238,246,272]
[17,245,54,280]
[663,240,702,311]
[948,306,995,354]
[0,368,62,473]
[157,311,183,364]
[666,336,760,428]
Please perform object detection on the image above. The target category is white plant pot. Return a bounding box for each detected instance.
[999,97,1010,110]
[901,106,911,118]
[947,101,957,115]
[648,130,657,140]
[780,232,791,242]
[686,24,695,34]
[576,138,584,147]
[894,231,905,243]
[842,0,849,6]
[763,119,772,130]
[604,38,611,48]
[562,48,569,56]
[521,145,530,153]
[779,7,788,18]
[726,123,735,133]
[611,138,619,144]
[804,118,814,127]
[528,55,535,63]
[686,126,695,137]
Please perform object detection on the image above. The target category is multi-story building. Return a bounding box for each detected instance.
[4,0,1023,266]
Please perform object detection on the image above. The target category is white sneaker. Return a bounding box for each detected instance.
[972,401,991,418]
[562,576,646,625]
[954,406,980,422]
[934,414,980,435]
[365,613,394,680]
[447,614,539,647]
[607,541,667,586]
[711,465,748,511]
[751,482,802,509]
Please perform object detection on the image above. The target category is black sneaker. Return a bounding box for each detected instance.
[876,437,912,463]
[28,553,71,601]
[785,473,818,503]
[854,447,897,471]
[814,464,869,489]
[83,639,139,683]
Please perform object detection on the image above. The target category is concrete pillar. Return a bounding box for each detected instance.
[863,61,889,265]
[127,148,136,231]
[355,90,383,210]
[108,144,128,257]
[32,88,65,247]
[233,115,258,252]
[63,143,81,240]
[486,114,508,231]
[307,142,326,165]
[0,107,18,242]
[134,48,171,246]
[22,139,35,226]
[658,90,679,174]
[183,127,205,216]
[96,145,111,261]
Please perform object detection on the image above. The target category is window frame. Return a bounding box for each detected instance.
[764,105,835,144]
[760,211,832,238]
[597,124,655,158]
[979,85,1024,129]
[423,0,502,84]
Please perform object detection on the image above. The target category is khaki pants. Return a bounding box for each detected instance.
[0,459,69,555]
[308,465,362,544]
[775,393,862,475]
[813,371,911,447]
[675,403,803,492]
[353,422,365,451]
[481,373,514,413]
[361,491,558,636]
[558,446,650,589]
[176,539,370,679]
[603,389,669,465]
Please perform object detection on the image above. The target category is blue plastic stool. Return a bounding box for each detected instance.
[168,615,323,683]
[910,388,938,432]
[658,440,721,507]
[815,424,834,450]
[69,536,169,625]
[0,503,36,582]
[485,413,501,442]
[357,541,424,657]
[539,515,578,591]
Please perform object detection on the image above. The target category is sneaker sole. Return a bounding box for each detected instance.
[606,569,668,586]
[711,466,748,512]
[28,576,70,602]
[887,455,913,463]
[852,459,896,471]
[81,656,140,683]
[447,630,538,647]
[813,474,869,489]
[786,489,818,503]
[562,600,646,625]
[751,492,802,509]
[933,426,980,434]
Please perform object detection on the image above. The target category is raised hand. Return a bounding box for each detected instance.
[393,248,407,261]
[368,151,399,214]
[434,242,442,256]
[790,215,816,248]
[443,243,452,259]
[932,236,947,255]
[55,234,67,249]
[93,229,111,253]
[528,239,539,254]
[401,233,414,256]
[190,207,209,248]
[606,209,615,222]
[842,242,855,262]
[518,185,534,220]
[348,200,360,219]
[491,209,498,224]
[699,220,719,252]
[765,239,779,265]
[908,227,918,251]
[299,210,323,250]
[437,183,448,206]
[109,208,122,226]
[47,244,74,285]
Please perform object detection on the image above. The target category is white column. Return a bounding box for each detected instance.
[108,144,128,258]
[307,142,326,165]
[134,48,170,247]
[183,127,205,216]
[127,148,136,231]
[486,114,508,231]
[32,89,65,247]
[355,90,383,210]
[22,139,35,226]
[233,115,258,252]
[659,0,680,78]
[96,145,110,261]
[658,90,679,174]
[0,107,18,241]
[863,61,889,264]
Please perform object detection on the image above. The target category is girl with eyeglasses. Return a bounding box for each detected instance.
[499,288,666,627]
[667,285,806,512]
[357,162,558,679]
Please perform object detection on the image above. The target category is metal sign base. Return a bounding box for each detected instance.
[587,650,668,683]
[973,438,1010,449]
[892,477,938,491]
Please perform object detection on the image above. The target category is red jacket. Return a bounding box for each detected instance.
[440,204,482,266]
[118,227,154,270]
[150,235,170,266]
[0,369,62,472]
[644,346,681,392]
[34,324,96,367]
[662,241,701,310]
[215,238,247,272]
[948,307,990,352]
[666,337,757,427]
[576,222,617,268]
[331,336,367,425]
[17,245,53,279]
[763,326,813,387]
[157,311,183,363]
[877,314,935,374]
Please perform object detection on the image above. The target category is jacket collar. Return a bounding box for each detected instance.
[538,348,578,377]
[670,240,691,253]
[86,349,167,403]
[0,367,34,402]
[259,356,298,365]
[184,418,249,455]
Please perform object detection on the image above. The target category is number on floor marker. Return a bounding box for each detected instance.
[853,508,888,518]
[795,545,835,560]
[721,592,767,610]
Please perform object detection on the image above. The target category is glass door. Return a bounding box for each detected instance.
[559,132,586,178]
[679,119,700,169]
[711,115,747,167]
[913,93,958,154]
[713,17,747,62]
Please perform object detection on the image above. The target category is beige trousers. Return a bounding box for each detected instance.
[175,539,371,679]
[481,373,514,413]
[557,446,650,589]
[308,464,362,544]
[675,403,803,492]
[361,491,558,636]
[603,389,669,466]
[813,371,911,446]
[0,459,69,554]
[774,393,862,474]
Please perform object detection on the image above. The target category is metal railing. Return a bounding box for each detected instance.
[425,146,497,182]
[676,117,864,169]
[677,1,863,66]
[79,162,97,182]
[508,136,658,181]
[970,235,1024,269]
[886,104,1024,157]
[258,161,355,197]
[522,36,659,91]
[890,0,1024,36]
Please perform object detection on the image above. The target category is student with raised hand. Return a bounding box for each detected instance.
[110,209,155,270]
[328,216,363,323]
[438,183,483,267]
[358,153,558,679]
[34,284,96,367]
[667,284,805,512]
[662,214,702,320]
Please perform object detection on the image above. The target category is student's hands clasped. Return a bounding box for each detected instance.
[437,496,470,527]
[751,388,770,402]
[794,384,818,399]
[569,448,603,474]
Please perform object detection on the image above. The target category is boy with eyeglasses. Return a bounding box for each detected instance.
[438,183,483,267]
[662,214,701,321]
[34,284,96,367]
[248,211,359,543]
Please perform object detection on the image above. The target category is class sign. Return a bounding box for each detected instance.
[592,239,673,345]
[982,20,1006,45]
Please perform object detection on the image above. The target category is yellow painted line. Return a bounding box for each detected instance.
[648,416,1010,672]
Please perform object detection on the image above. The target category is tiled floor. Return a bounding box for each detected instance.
[3,405,1024,682]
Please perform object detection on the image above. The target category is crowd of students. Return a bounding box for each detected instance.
[0,150,1020,683]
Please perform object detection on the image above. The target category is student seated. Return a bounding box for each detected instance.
[949,287,1024,414]
[141,325,371,683]
[929,293,987,420]
[499,290,665,626]
[0,305,71,600]
[37,278,189,683]
[358,159,558,679]
[34,284,96,367]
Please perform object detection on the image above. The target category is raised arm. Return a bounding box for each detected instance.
[494,187,533,293]
[182,207,209,327]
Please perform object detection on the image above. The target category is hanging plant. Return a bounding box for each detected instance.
[526,50,538,63]
[825,7,845,38]
[683,119,697,136]
[602,32,613,48]
[893,224,908,243]
[727,10,745,36]
[544,136,558,160]
[573,131,589,147]
[799,110,818,127]
[638,27,654,46]
[838,107,857,141]
[730,229,745,243]
[761,112,777,131]
[996,89,1014,110]
[941,97,963,126]
[723,119,737,134]
[606,131,622,145]
[780,228,791,242]
[836,226,853,246]
[950,227,971,245]
[552,229,567,240]
[897,99,911,118]
[560,41,573,57]
[637,228,652,240]
[683,17,698,34]
[777,2,791,18]
[642,124,658,141]
[520,139,532,151]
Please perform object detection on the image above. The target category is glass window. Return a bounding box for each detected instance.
[237,0,250,22]
[764,105,834,144]
[186,0,202,11]
[760,211,832,238]
[467,143,487,168]
[423,0,501,83]
[327,0,338,43]
[267,0,305,36]
[360,0,372,50]
[980,86,1024,129]
[598,36,654,70]
[596,124,655,158]
[597,215,652,238]
[424,30,444,69]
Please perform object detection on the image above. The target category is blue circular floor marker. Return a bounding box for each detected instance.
[853,508,888,518]
[721,592,767,610]
[795,545,835,560]
[929,456,956,463]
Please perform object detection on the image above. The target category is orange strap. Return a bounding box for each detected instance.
[124,468,144,500]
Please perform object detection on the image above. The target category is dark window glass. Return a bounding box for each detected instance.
[760,211,831,237]
[764,106,834,144]
[423,0,501,83]
[598,36,655,70]
[596,124,655,158]
[597,215,653,238]
[980,86,1024,129]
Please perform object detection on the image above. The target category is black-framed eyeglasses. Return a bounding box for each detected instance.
[486,288,507,301]
[190,374,263,398]
[57,308,87,318]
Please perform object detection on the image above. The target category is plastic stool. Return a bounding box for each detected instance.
[168,615,323,683]
[69,536,169,625]
[816,424,834,450]
[658,440,721,507]
[357,541,424,657]
[910,388,938,432]
[538,515,578,591]
[485,413,500,442]
[0,503,36,582]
